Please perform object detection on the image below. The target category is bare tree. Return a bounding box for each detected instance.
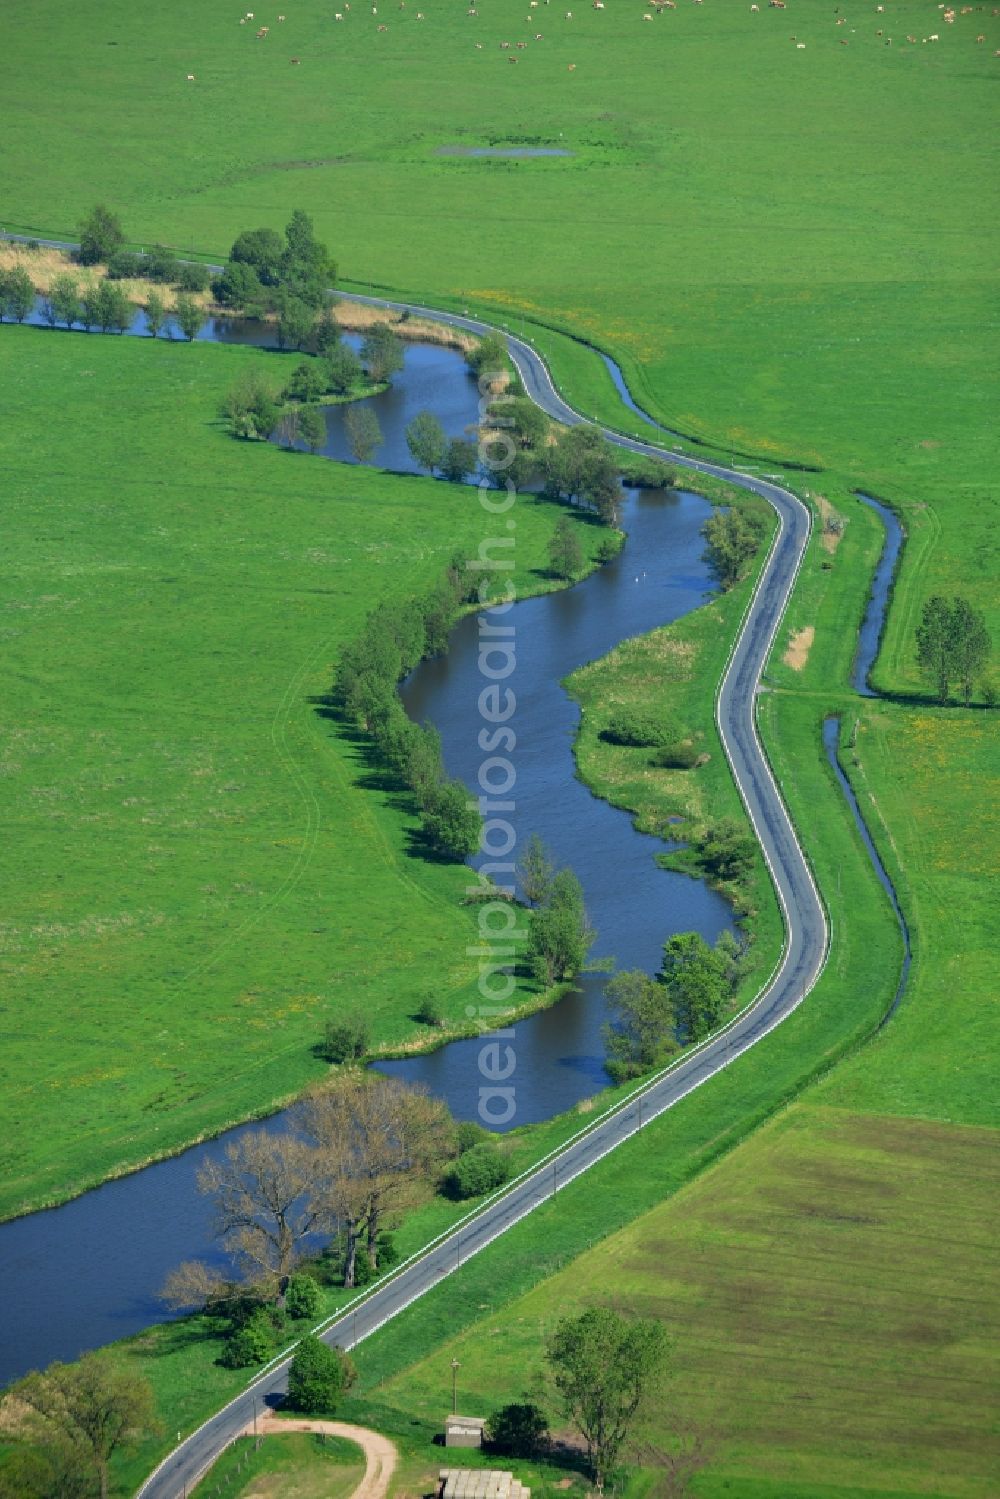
[197,1130,328,1295]
[300,1072,456,1283]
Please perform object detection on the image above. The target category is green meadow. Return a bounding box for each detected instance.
[0,325,606,1220]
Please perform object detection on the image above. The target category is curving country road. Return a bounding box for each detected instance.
[122,287,828,1496]
[0,237,826,1494]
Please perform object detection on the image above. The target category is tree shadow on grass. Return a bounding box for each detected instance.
[309,693,468,868]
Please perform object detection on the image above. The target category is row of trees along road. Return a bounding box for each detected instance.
[604,929,749,1081]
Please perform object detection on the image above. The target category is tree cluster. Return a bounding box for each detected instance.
[162,1069,458,1364]
[0,1355,158,1499]
[915,595,991,705]
[334,565,483,860]
[542,424,622,525]
[522,839,595,987]
[215,210,336,327]
[604,929,747,1079]
[702,505,766,589]
[405,409,480,485]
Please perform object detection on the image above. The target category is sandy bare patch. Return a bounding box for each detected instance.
[815,495,846,554]
[784,626,814,672]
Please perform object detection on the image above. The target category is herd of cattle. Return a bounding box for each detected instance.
[180,2,1000,77]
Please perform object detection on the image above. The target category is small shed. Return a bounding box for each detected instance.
[442,1417,487,1449]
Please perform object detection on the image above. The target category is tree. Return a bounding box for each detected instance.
[319,1012,371,1064]
[223,370,279,440]
[528,866,595,986]
[506,395,549,450]
[345,404,383,464]
[441,436,479,484]
[311,302,341,355]
[286,1335,355,1414]
[95,281,132,334]
[298,406,327,454]
[229,226,285,285]
[406,409,447,473]
[78,205,125,266]
[144,289,166,338]
[285,1272,322,1320]
[281,209,335,306]
[78,281,103,332]
[916,595,990,705]
[486,1403,549,1459]
[213,259,265,310]
[196,1130,329,1293]
[467,331,509,382]
[361,322,405,383]
[1,265,34,323]
[702,507,765,589]
[7,1355,157,1499]
[603,968,678,1081]
[284,358,327,403]
[276,293,315,351]
[48,273,80,329]
[699,819,755,885]
[519,832,555,906]
[548,515,585,579]
[301,1072,455,1282]
[547,1309,670,1488]
[173,293,202,341]
[658,932,731,1044]
[951,597,990,706]
[325,343,363,395]
[421,777,482,859]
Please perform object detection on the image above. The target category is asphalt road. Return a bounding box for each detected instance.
[0,241,826,1493]
[126,292,826,1496]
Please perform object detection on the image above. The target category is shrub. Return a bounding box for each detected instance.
[486,1403,549,1458]
[319,1014,370,1064]
[144,244,181,284]
[601,711,676,749]
[415,994,444,1027]
[105,251,144,280]
[213,260,264,309]
[596,534,622,564]
[176,261,211,293]
[653,740,700,770]
[286,1334,355,1414]
[284,359,328,403]
[442,1143,510,1200]
[456,1120,490,1154]
[285,1273,322,1320]
[220,1310,273,1369]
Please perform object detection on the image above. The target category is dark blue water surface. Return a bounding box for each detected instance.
[851,493,905,696]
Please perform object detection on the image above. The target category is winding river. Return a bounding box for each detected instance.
[1,316,732,1384]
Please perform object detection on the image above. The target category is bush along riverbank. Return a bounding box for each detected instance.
[568,476,784,1008]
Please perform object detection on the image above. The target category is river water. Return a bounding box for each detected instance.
[0,313,734,1384]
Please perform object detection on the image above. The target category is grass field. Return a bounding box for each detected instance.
[2,0,996,670]
[200,1432,364,1499]
[0,324,607,1219]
